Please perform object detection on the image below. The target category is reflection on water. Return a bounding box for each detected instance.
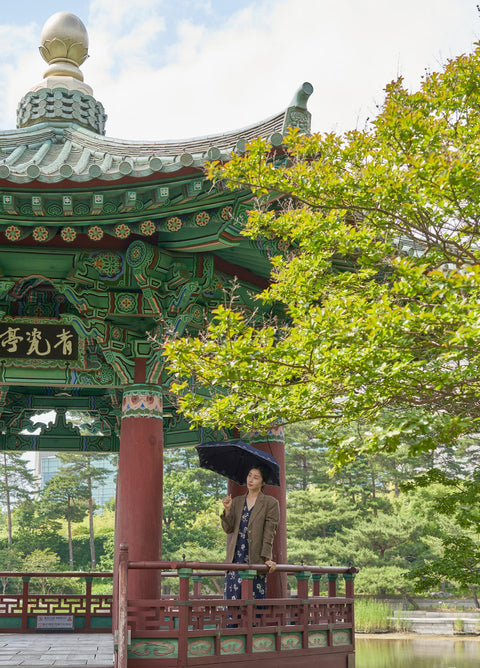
[356,637,480,668]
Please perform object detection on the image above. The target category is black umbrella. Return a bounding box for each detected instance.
[195,439,281,486]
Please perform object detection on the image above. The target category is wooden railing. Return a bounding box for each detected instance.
[0,571,113,633]
[117,543,357,668]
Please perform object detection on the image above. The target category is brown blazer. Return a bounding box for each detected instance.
[221,492,280,564]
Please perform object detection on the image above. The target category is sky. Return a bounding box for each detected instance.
[0,0,478,141]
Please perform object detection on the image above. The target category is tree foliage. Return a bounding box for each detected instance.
[162,468,221,556]
[405,466,480,604]
[13,498,64,556]
[55,452,114,569]
[42,469,89,570]
[165,44,480,464]
[0,453,35,545]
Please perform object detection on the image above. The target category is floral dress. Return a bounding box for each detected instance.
[224,500,267,599]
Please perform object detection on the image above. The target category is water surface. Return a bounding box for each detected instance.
[356,636,480,668]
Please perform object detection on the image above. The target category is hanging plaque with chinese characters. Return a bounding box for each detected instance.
[0,323,78,360]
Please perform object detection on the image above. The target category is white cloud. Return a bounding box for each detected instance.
[0,0,478,140]
[0,22,42,129]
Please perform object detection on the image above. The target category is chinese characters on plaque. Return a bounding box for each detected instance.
[0,323,78,360]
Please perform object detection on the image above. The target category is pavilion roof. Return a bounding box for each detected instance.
[0,110,288,185]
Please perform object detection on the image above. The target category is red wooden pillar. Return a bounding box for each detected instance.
[114,384,164,602]
[250,425,287,598]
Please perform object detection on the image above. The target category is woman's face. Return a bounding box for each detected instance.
[246,468,264,492]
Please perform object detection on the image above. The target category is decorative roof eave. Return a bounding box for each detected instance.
[0,112,284,185]
[0,82,313,185]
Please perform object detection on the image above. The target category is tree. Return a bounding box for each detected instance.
[0,547,23,594]
[162,469,217,557]
[21,548,79,595]
[410,533,480,608]
[0,453,35,546]
[287,487,358,541]
[55,452,115,569]
[405,468,480,606]
[284,423,331,491]
[165,43,480,463]
[42,470,89,570]
[164,448,227,499]
[13,497,65,557]
[342,512,419,562]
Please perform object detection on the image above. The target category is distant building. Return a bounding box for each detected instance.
[34,452,117,507]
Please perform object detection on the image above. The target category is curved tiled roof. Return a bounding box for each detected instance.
[1,11,313,187]
[0,88,312,185]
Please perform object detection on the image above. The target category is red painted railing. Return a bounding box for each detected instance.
[0,571,113,633]
[116,544,358,668]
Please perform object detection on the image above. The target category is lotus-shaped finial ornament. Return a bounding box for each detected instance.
[39,12,89,81]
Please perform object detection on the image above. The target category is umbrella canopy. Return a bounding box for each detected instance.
[195,439,281,486]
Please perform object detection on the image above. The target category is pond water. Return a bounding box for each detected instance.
[355,636,480,667]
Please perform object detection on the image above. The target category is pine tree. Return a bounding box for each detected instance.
[54,452,115,569]
[0,453,35,546]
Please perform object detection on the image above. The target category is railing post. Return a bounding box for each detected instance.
[327,573,339,632]
[312,573,322,597]
[177,568,193,666]
[84,576,93,632]
[295,571,311,649]
[240,569,256,653]
[343,572,355,599]
[192,575,203,598]
[295,571,310,599]
[21,576,30,632]
[240,569,255,601]
[327,573,338,597]
[343,572,356,641]
[117,543,129,668]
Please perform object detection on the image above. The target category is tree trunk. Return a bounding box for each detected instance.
[67,496,74,570]
[3,454,12,546]
[370,463,378,517]
[301,455,308,490]
[349,473,356,505]
[88,475,96,569]
[395,586,419,610]
[471,585,480,609]
[392,459,400,498]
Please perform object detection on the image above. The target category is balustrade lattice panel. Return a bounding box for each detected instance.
[190,602,225,630]
[29,596,87,615]
[0,596,22,614]
[328,602,353,624]
[308,601,332,625]
[127,597,354,634]
[127,601,179,632]
[91,595,113,615]
[0,594,112,617]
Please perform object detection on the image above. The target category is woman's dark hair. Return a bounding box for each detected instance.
[256,465,271,485]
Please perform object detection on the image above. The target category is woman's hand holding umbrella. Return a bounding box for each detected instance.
[222,494,233,515]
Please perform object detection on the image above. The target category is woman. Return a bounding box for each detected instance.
[221,466,280,599]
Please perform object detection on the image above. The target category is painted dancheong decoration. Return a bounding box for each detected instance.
[0,11,357,668]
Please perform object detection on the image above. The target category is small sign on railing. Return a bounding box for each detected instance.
[36,615,74,632]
